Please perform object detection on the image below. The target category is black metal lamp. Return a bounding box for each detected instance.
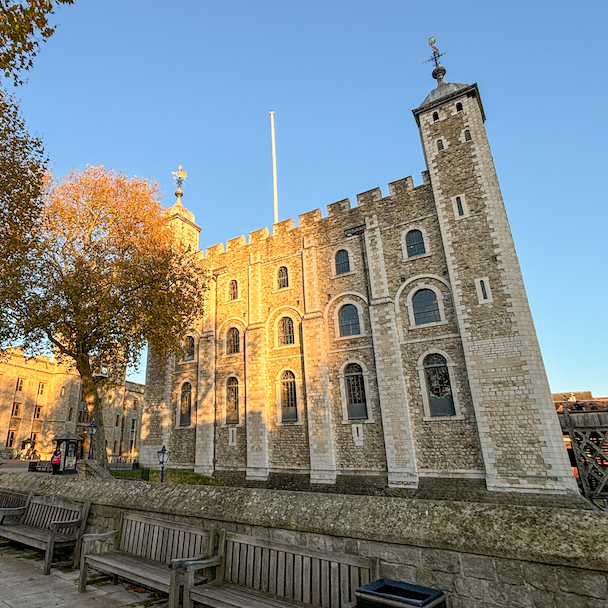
[157,445,169,483]
[87,420,97,459]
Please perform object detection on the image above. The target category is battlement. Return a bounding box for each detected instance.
[202,173,431,262]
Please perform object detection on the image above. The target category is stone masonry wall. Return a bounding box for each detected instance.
[0,474,605,608]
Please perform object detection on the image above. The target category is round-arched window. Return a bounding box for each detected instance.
[405,230,425,257]
[423,354,455,416]
[280,371,297,422]
[344,363,368,420]
[412,289,440,325]
[338,304,360,336]
[180,382,192,426]
[227,327,240,354]
[226,377,239,424]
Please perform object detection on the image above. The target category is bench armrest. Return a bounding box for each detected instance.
[82,530,119,543]
[169,553,209,570]
[0,506,26,523]
[49,518,81,533]
[183,555,222,572]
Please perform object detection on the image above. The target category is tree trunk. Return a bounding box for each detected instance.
[75,355,108,468]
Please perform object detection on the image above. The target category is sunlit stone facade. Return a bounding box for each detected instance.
[0,350,144,461]
[141,71,577,495]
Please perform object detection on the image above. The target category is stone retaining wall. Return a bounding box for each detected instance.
[0,473,606,608]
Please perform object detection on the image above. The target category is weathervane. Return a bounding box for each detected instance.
[172,165,187,190]
[423,37,447,68]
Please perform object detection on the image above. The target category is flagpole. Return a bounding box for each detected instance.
[270,111,279,225]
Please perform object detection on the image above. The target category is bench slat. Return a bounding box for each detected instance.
[193,582,314,608]
[311,558,320,606]
[302,556,311,604]
[285,552,294,599]
[239,542,247,586]
[246,540,255,588]
[277,551,285,597]
[269,549,277,595]
[321,560,329,608]
[330,562,339,608]
[261,546,270,593]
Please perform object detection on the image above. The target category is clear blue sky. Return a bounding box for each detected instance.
[9,1,607,394]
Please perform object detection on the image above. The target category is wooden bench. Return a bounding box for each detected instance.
[0,490,32,524]
[183,530,380,608]
[79,512,215,608]
[0,494,90,574]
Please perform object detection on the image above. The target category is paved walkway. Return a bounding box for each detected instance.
[0,541,169,608]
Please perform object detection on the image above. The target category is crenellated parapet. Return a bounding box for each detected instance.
[201,173,432,263]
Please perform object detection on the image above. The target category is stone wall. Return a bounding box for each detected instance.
[0,473,605,608]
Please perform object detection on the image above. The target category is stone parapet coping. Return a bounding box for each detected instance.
[0,473,606,572]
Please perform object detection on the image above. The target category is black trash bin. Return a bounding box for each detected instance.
[354,578,446,608]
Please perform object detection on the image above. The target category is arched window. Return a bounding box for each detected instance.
[226,377,239,424]
[68,408,74,422]
[456,102,463,112]
[184,336,195,360]
[277,266,289,289]
[338,304,360,336]
[278,317,295,346]
[413,289,441,325]
[344,363,368,420]
[423,354,455,416]
[115,415,120,427]
[281,371,298,422]
[437,139,444,151]
[405,230,425,257]
[464,129,471,141]
[113,441,118,454]
[227,327,240,354]
[432,111,439,121]
[455,196,464,216]
[180,383,192,426]
[335,249,350,275]
[229,280,238,301]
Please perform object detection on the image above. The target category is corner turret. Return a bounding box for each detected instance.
[165,165,201,252]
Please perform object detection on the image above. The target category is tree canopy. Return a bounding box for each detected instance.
[0,0,73,85]
[4,166,209,464]
[0,89,46,347]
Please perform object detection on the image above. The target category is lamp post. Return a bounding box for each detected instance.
[87,420,97,459]
[157,445,169,483]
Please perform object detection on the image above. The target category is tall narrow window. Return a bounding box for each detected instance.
[115,415,120,427]
[437,139,444,151]
[38,382,45,396]
[423,354,456,416]
[480,280,488,300]
[456,196,464,216]
[432,111,439,121]
[229,280,238,300]
[277,266,289,289]
[278,317,295,346]
[227,327,240,354]
[184,336,195,361]
[34,405,42,419]
[113,441,118,454]
[412,289,441,325]
[11,402,20,417]
[15,378,23,392]
[338,304,360,337]
[456,102,463,112]
[226,377,239,424]
[281,371,298,422]
[6,431,15,448]
[335,250,350,275]
[464,129,471,141]
[405,230,426,257]
[68,408,74,421]
[180,383,192,426]
[61,387,66,397]
[344,363,368,420]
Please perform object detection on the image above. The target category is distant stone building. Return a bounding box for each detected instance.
[141,62,577,496]
[0,349,143,461]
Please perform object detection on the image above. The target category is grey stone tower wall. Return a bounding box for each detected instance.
[413,84,577,494]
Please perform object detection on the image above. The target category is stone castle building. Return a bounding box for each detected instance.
[141,62,577,496]
[0,349,144,461]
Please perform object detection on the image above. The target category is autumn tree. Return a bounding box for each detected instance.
[3,166,208,465]
[0,89,46,347]
[0,0,73,86]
